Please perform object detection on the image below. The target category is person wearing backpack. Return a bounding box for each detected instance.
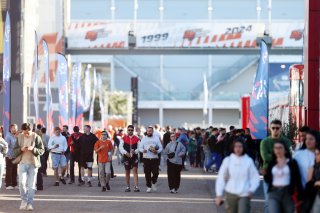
[67,126,83,184]
[215,138,260,213]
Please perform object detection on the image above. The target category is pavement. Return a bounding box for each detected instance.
[0,158,264,213]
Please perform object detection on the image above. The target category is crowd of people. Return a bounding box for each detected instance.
[0,120,320,212]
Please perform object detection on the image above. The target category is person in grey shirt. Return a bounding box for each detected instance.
[164,132,186,193]
[5,124,18,189]
[40,127,50,176]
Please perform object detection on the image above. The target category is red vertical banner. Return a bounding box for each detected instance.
[241,96,250,129]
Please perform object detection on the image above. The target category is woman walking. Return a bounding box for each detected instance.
[164,132,186,193]
[215,138,260,213]
[264,140,303,213]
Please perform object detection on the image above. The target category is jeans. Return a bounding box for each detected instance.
[188,151,196,165]
[19,163,38,205]
[206,152,222,172]
[268,186,294,213]
[263,181,269,213]
[0,163,4,189]
[225,192,250,213]
[203,149,210,168]
[98,162,111,187]
[143,158,159,188]
[312,195,320,213]
[5,157,18,187]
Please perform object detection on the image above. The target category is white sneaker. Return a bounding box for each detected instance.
[26,204,33,211]
[6,186,14,190]
[146,187,152,193]
[170,189,175,194]
[19,201,28,210]
[151,183,157,192]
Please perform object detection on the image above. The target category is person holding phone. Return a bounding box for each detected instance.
[48,127,68,186]
[13,123,44,211]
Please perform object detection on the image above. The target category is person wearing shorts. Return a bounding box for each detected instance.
[78,125,98,187]
[48,127,68,186]
[119,125,141,192]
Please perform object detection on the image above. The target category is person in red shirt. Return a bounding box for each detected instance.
[67,126,83,184]
[94,131,113,192]
[119,125,141,192]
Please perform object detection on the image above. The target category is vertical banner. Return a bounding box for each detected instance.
[131,77,138,127]
[203,74,208,115]
[241,96,250,129]
[57,53,69,129]
[248,41,269,139]
[33,31,40,125]
[75,63,83,128]
[43,40,53,135]
[2,12,11,137]
[97,74,105,129]
[89,69,97,127]
[69,63,78,129]
[83,65,91,111]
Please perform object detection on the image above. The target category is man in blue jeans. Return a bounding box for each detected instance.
[205,128,221,173]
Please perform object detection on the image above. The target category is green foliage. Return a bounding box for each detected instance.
[108,92,128,115]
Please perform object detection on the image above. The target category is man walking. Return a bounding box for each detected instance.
[94,131,113,192]
[139,126,162,193]
[13,123,44,211]
[260,119,292,213]
[48,127,68,186]
[119,125,141,192]
[67,126,82,184]
[177,128,189,171]
[5,124,18,190]
[78,125,98,187]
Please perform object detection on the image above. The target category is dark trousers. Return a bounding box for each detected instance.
[70,152,81,182]
[182,154,187,169]
[40,149,49,175]
[110,161,115,177]
[167,160,182,190]
[5,157,17,187]
[37,168,43,189]
[143,158,159,187]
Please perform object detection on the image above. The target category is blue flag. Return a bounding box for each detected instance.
[248,41,269,139]
[75,63,83,128]
[2,12,10,137]
[89,69,96,127]
[43,40,53,135]
[33,31,39,124]
[57,53,69,129]
[70,63,79,129]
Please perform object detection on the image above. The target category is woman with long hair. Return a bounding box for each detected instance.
[264,140,303,213]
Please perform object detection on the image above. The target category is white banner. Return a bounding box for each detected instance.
[67,21,304,49]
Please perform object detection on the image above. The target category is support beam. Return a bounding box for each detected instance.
[66,47,302,56]
[304,0,320,130]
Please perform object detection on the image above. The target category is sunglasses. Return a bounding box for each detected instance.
[127,129,134,132]
[271,127,280,130]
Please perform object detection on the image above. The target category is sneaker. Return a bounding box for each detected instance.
[151,183,157,192]
[78,181,85,186]
[106,183,111,191]
[134,186,140,192]
[102,187,106,192]
[69,181,74,184]
[174,189,178,194]
[60,178,66,185]
[26,204,33,211]
[170,189,175,194]
[19,201,28,210]
[88,181,92,187]
[6,186,14,190]
[125,187,131,192]
[146,187,152,193]
[54,182,59,186]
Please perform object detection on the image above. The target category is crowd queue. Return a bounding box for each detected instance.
[0,119,320,212]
